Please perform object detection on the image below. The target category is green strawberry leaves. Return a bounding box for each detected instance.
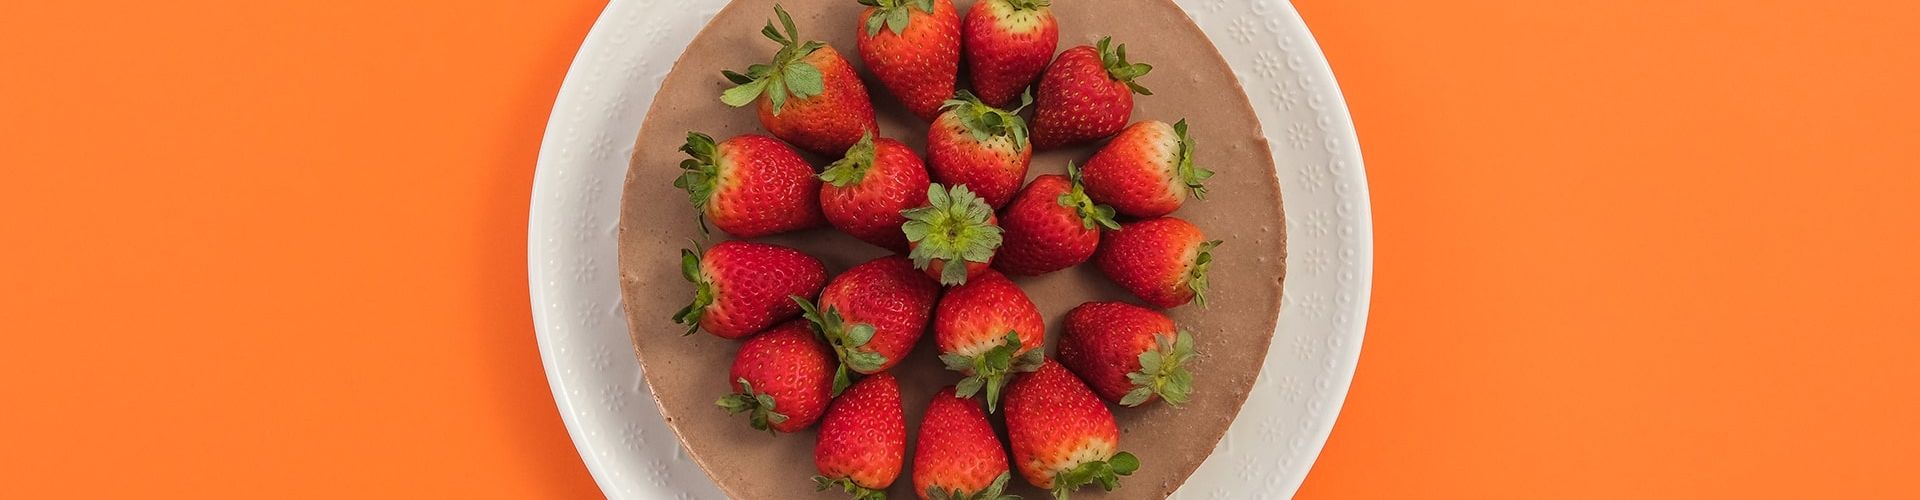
[1171,119,1214,201]
[926,471,1020,500]
[674,131,723,234]
[940,331,1043,412]
[1050,452,1139,499]
[1057,162,1121,231]
[721,5,828,115]
[819,132,879,188]
[1186,240,1222,307]
[794,295,887,396]
[814,475,888,500]
[1121,330,1196,407]
[715,378,789,436]
[670,247,716,335]
[941,89,1033,151]
[1095,36,1153,96]
[903,184,1005,286]
[859,0,936,37]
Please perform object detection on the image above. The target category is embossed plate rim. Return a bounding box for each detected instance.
[530,0,1371,497]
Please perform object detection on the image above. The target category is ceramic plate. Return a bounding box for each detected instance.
[530,0,1370,497]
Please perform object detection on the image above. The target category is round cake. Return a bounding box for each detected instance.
[617,0,1286,497]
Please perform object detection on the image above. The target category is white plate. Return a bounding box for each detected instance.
[530,0,1371,497]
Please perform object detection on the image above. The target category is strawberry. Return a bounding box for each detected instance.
[926,90,1034,209]
[1003,360,1140,498]
[722,5,879,156]
[993,163,1119,276]
[814,373,906,500]
[715,320,836,434]
[963,0,1059,109]
[672,241,827,339]
[856,0,962,122]
[1030,37,1153,150]
[795,255,940,394]
[1080,119,1212,218]
[1094,217,1220,309]
[1058,301,1195,407]
[914,388,1017,500]
[673,132,824,237]
[933,269,1045,412]
[820,133,932,253]
[904,184,1004,286]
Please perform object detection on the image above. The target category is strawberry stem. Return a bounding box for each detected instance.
[903,184,1004,285]
[1122,330,1196,407]
[670,247,715,335]
[815,475,888,500]
[720,4,828,115]
[1058,162,1120,231]
[1187,240,1221,307]
[715,378,789,435]
[1049,451,1138,499]
[794,295,886,396]
[1094,36,1153,96]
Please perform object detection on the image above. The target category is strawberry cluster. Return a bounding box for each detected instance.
[673,2,1221,498]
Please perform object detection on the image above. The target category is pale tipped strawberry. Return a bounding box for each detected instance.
[674,132,824,237]
[1003,360,1140,498]
[814,373,906,500]
[1030,37,1153,150]
[993,162,1119,276]
[722,4,879,155]
[796,255,940,394]
[856,0,962,122]
[933,269,1045,412]
[963,0,1059,109]
[673,240,827,339]
[1095,217,1219,309]
[904,183,1004,286]
[1080,119,1212,218]
[716,320,836,434]
[820,132,933,252]
[927,90,1034,209]
[1058,301,1195,407]
[914,388,1017,500]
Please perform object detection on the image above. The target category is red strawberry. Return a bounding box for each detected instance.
[926,90,1034,209]
[993,163,1119,276]
[963,0,1059,109]
[820,133,932,253]
[1003,360,1140,498]
[722,5,879,156]
[933,269,1045,412]
[1058,301,1195,407]
[1094,217,1220,309]
[673,132,824,237]
[673,241,827,339]
[1080,119,1212,218]
[904,183,1004,286]
[913,388,1016,500]
[856,0,962,122]
[795,255,940,394]
[716,320,836,434]
[1030,37,1153,150]
[814,373,906,500]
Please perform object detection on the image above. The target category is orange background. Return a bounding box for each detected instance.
[2,1,1915,498]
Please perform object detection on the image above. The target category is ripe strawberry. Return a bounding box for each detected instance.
[716,320,836,434]
[814,373,906,500]
[794,255,940,394]
[914,388,1016,500]
[993,163,1119,276]
[672,241,827,339]
[926,90,1034,209]
[1080,119,1213,218]
[1094,217,1220,309]
[1030,37,1153,150]
[933,269,1044,412]
[1058,301,1195,407]
[856,0,962,122]
[722,5,879,155]
[1003,360,1140,498]
[673,132,824,237]
[904,184,1004,286]
[820,133,932,253]
[963,0,1059,109]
